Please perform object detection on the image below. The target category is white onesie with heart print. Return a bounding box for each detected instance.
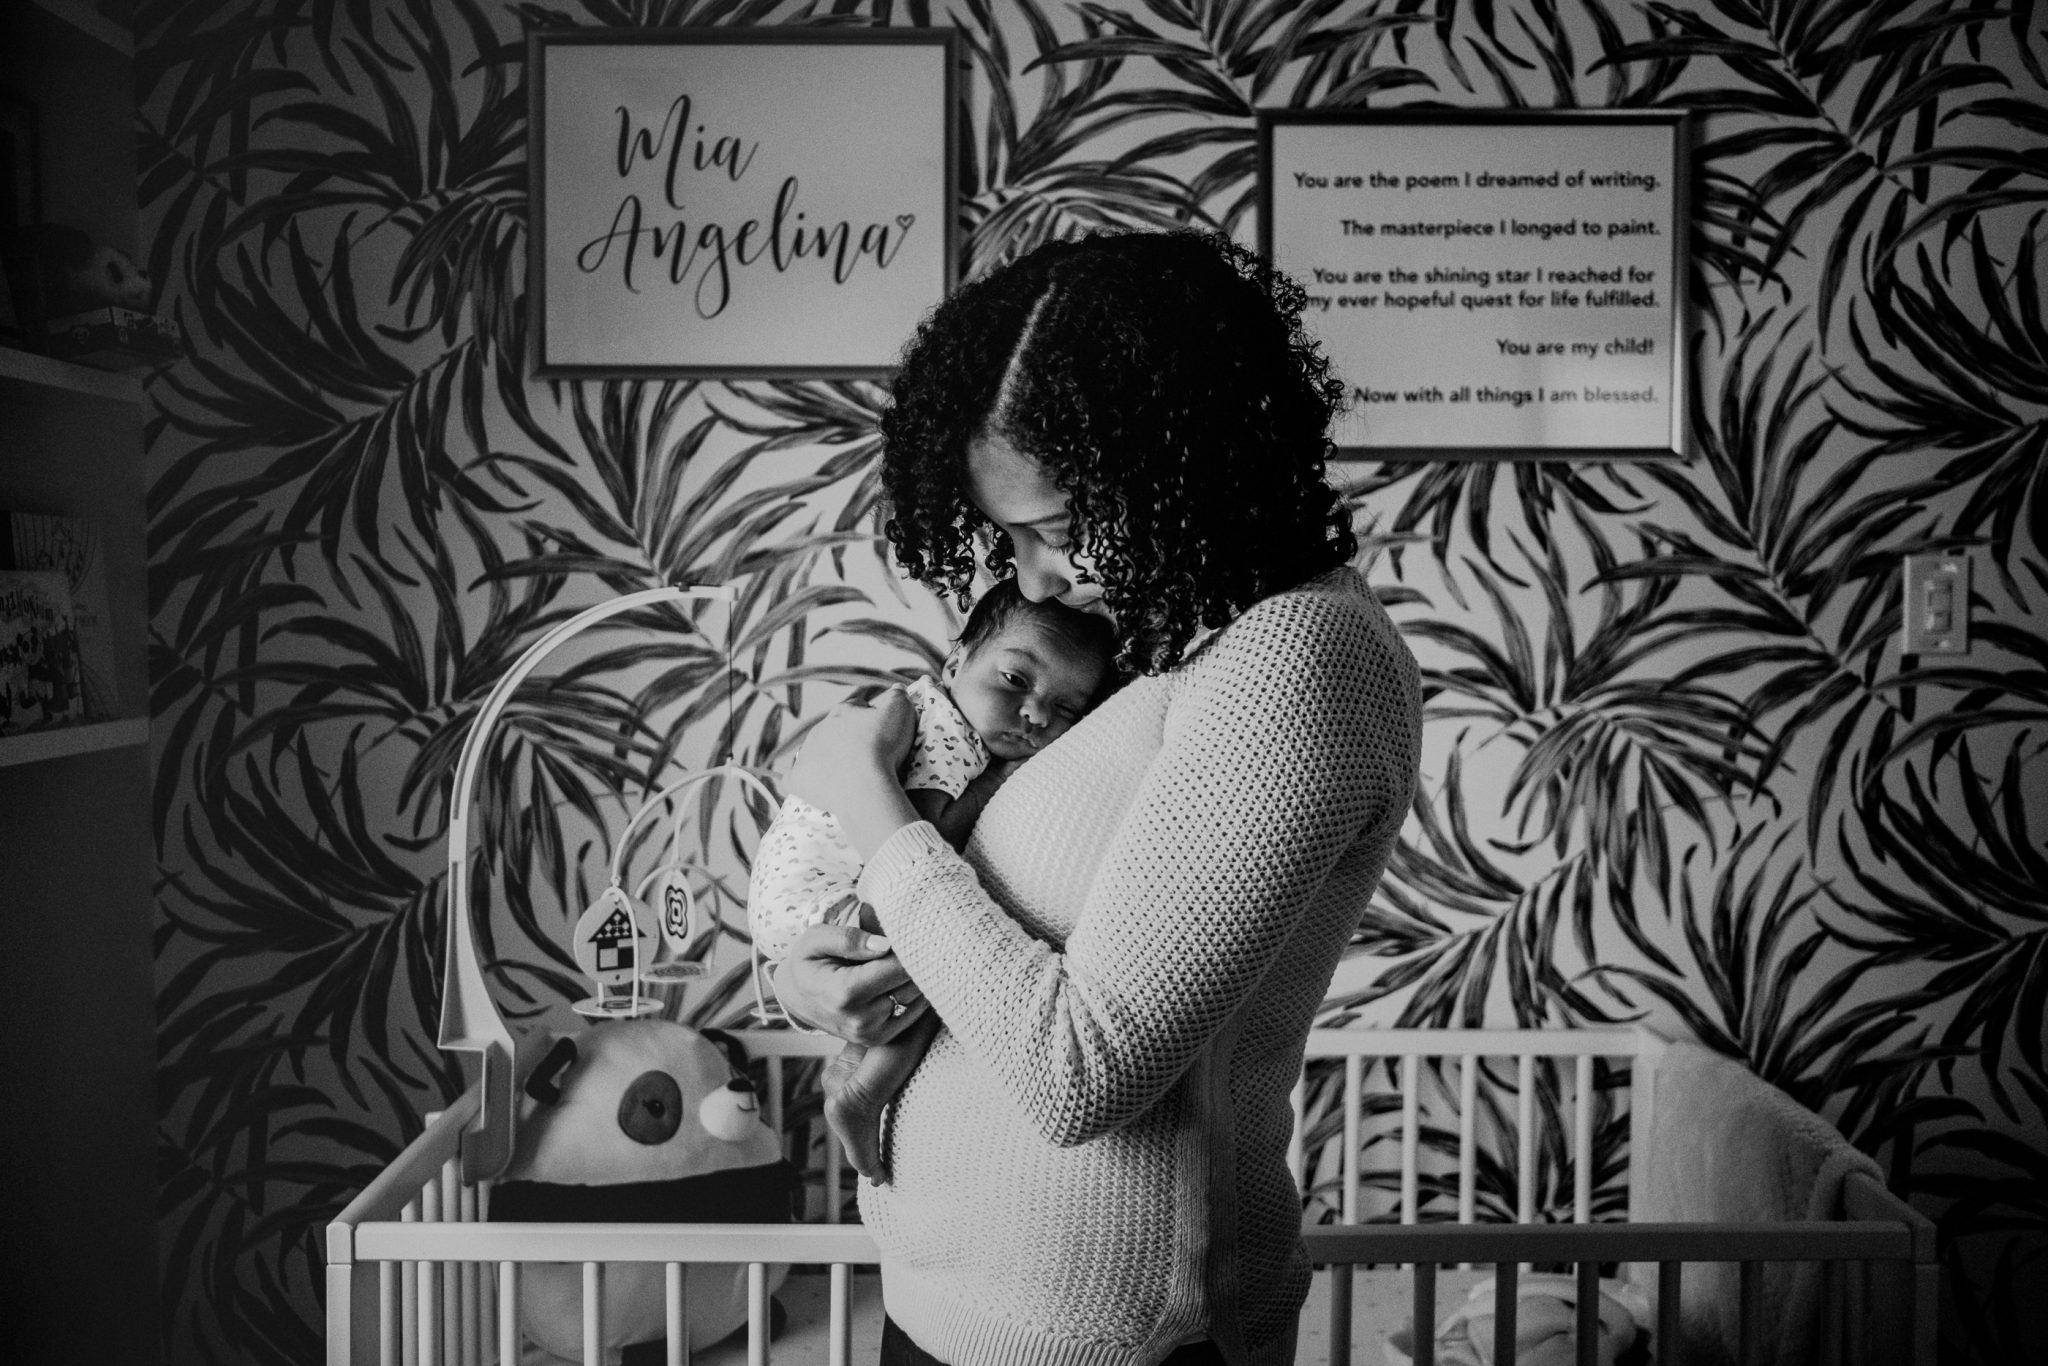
[747,675,988,963]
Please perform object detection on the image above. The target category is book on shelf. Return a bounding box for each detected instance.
[43,305,182,369]
[1,511,116,718]
[0,569,86,735]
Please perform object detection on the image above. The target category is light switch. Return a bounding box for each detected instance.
[1902,551,1971,654]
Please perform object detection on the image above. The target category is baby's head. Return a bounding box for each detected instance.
[942,579,1117,762]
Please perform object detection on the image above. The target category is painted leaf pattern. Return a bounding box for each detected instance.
[136,1,2044,1361]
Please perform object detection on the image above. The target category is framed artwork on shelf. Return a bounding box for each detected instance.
[1259,109,1691,462]
[0,95,42,343]
[527,28,960,379]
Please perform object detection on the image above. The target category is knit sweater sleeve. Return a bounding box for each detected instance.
[857,583,1412,1146]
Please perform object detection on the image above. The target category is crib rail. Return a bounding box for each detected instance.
[329,1026,1934,1366]
[329,1209,1935,1366]
[1309,1194,1936,1366]
[1291,1026,1658,1227]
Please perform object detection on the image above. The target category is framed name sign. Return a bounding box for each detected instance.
[528,29,959,378]
[1258,110,1691,461]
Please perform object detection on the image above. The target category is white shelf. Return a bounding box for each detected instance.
[0,345,143,403]
[26,0,134,56]
[0,716,149,767]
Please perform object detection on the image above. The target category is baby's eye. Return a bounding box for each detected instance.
[1000,671,1027,689]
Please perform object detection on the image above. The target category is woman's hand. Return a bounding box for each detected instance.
[770,923,930,1045]
[787,689,922,862]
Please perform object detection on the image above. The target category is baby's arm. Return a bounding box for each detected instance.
[908,787,961,846]
[823,1011,942,1183]
[907,759,1024,850]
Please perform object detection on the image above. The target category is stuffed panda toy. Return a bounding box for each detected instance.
[491,1019,801,1365]
[0,223,152,322]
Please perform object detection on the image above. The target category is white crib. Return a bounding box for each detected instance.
[326,1024,1936,1366]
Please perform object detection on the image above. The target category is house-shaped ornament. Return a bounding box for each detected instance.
[574,888,647,983]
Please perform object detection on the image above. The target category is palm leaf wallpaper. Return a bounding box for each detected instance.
[134,0,2044,1361]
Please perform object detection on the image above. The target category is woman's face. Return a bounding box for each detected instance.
[965,432,1113,621]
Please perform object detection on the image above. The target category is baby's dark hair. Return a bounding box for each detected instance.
[957,577,1117,677]
[881,229,1355,674]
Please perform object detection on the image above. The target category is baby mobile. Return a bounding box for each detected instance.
[440,582,778,1178]
[570,761,778,1020]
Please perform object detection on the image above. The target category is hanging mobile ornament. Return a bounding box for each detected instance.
[570,884,661,1020]
[639,863,706,984]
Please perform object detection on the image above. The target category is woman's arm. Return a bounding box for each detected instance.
[858,588,1418,1146]
[767,923,929,1043]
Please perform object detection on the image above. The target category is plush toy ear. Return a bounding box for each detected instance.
[697,1028,750,1080]
[523,1035,580,1106]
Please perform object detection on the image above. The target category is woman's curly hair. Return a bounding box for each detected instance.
[879,230,1355,674]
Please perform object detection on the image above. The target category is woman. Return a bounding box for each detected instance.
[772,230,1422,1366]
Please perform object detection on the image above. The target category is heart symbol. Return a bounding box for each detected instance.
[896,214,916,229]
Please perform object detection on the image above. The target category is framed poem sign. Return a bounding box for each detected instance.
[528,29,959,379]
[1258,110,1690,461]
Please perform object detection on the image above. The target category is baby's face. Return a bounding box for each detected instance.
[943,617,1108,762]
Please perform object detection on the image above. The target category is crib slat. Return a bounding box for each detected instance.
[1457,1055,1477,1226]
[420,1177,440,1366]
[380,1258,399,1366]
[1400,1054,1420,1224]
[583,1262,603,1366]
[477,1182,494,1362]
[402,1200,420,1366]
[1342,1055,1362,1223]
[442,1159,460,1366]
[1515,1055,1535,1224]
[829,1264,851,1366]
[1575,1260,1599,1366]
[1823,1259,1843,1366]
[825,1129,843,1223]
[666,1262,688,1366]
[1327,1266,1352,1366]
[748,1262,771,1366]
[459,1182,478,1366]
[765,1057,785,1137]
[1410,1261,1436,1366]
[1739,1260,1762,1366]
[1491,1261,1518,1366]
[1573,1055,1593,1223]
[1657,1262,1681,1366]
[419,1257,439,1366]
[1847,1252,1867,1365]
[498,1263,517,1366]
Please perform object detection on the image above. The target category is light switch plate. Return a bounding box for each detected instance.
[1902,551,1971,654]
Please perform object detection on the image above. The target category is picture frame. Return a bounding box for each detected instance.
[0,95,41,341]
[0,95,38,232]
[1258,110,1691,462]
[527,28,960,380]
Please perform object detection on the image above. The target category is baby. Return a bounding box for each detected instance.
[749,578,1116,1178]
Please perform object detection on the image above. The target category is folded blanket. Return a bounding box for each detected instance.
[1386,1274,1652,1366]
[1632,1041,1882,1364]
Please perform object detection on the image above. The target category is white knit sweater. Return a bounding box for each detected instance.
[853,568,1421,1366]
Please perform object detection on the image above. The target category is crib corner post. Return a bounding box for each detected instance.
[328,1258,355,1366]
